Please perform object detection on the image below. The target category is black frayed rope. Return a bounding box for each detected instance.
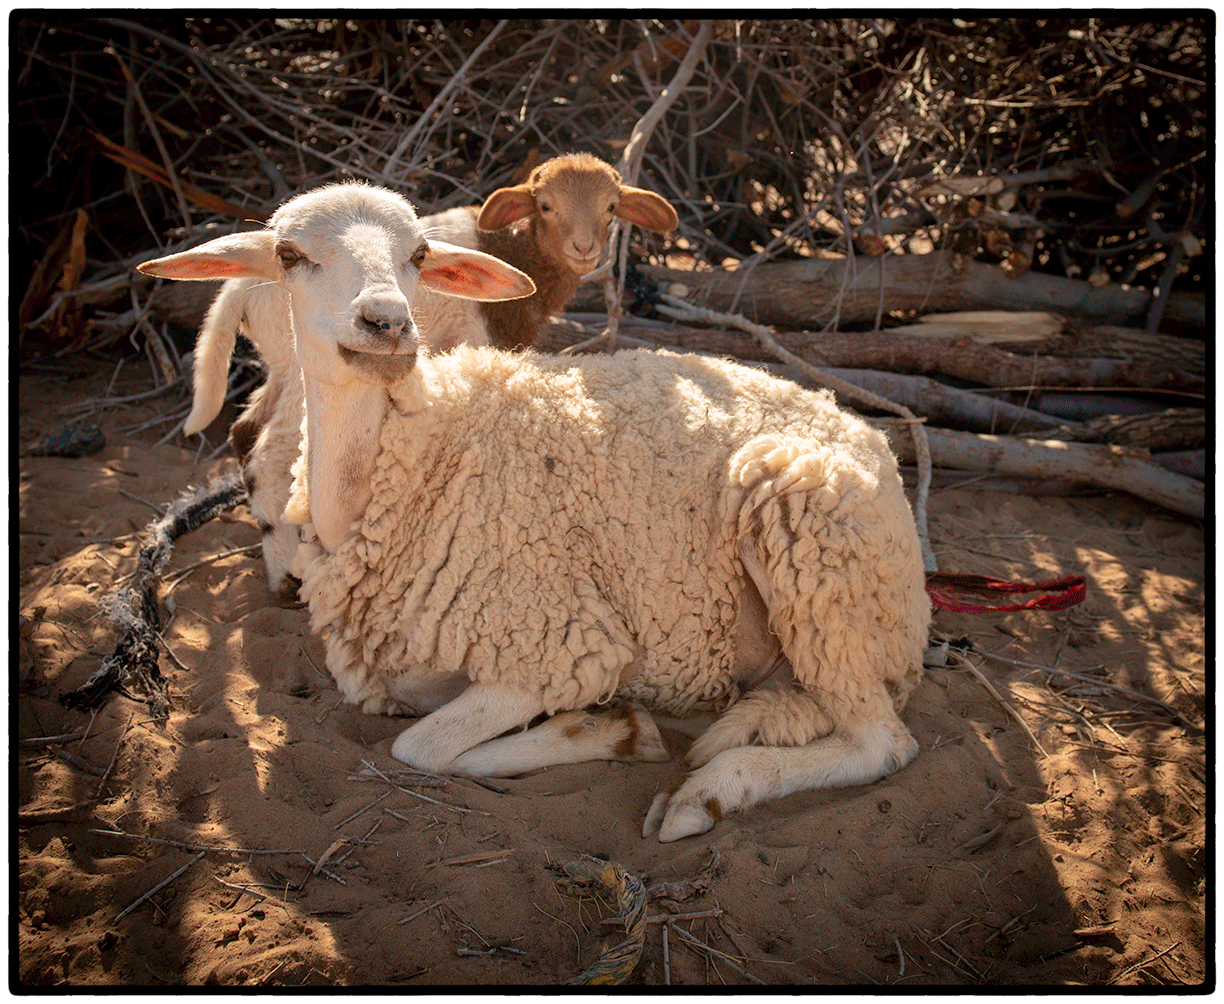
[61,471,248,715]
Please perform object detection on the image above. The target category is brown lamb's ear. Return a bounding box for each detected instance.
[615,186,679,233]
[476,185,539,232]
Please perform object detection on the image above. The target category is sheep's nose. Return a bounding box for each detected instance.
[363,313,406,343]
[357,289,411,346]
[572,240,596,257]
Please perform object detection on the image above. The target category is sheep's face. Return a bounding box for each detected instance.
[276,188,536,389]
[476,153,679,277]
[530,168,625,275]
[269,187,429,389]
[138,183,535,391]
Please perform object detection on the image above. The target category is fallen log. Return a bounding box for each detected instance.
[544,318,1202,395]
[888,311,1206,376]
[1030,408,1205,452]
[875,422,1204,520]
[1061,323,1205,373]
[1153,450,1204,481]
[580,250,1204,334]
[885,310,1063,344]
[144,277,224,333]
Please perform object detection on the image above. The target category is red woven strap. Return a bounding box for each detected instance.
[925,571,1087,614]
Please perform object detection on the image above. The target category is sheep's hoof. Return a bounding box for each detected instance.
[890,728,920,772]
[275,574,305,608]
[622,703,671,763]
[642,790,716,842]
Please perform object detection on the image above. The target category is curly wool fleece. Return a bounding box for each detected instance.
[295,347,928,723]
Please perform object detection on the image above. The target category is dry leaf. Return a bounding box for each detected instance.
[58,210,89,295]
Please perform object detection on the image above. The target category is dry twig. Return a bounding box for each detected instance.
[115,851,205,921]
[950,650,1049,757]
[89,827,304,855]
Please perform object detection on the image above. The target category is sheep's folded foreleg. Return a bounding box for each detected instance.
[390,683,669,778]
[642,707,918,843]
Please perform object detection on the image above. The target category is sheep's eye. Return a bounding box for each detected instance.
[410,245,428,268]
[539,201,552,212]
[278,247,306,269]
[607,202,616,213]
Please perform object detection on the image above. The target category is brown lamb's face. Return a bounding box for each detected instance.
[529,166,625,275]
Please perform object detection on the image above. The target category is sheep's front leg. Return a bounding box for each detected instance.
[390,682,669,778]
[642,711,918,843]
[232,381,304,600]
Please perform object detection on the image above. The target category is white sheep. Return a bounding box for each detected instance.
[140,182,931,843]
[175,153,676,597]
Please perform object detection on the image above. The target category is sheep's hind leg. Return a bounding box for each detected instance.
[642,705,918,842]
[390,682,668,778]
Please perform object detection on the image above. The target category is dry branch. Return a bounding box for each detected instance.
[60,473,247,715]
[1061,324,1206,373]
[548,317,1200,396]
[91,130,261,222]
[1031,409,1205,452]
[88,828,306,856]
[115,851,206,922]
[429,849,516,868]
[876,421,1204,519]
[599,20,715,350]
[18,732,85,748]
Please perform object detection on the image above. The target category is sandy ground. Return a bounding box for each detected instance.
[15,356,1207,988]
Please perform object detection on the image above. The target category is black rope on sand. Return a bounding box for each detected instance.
[60,471,248,716]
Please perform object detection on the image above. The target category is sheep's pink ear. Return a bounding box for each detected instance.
[476,185,538,232]
[137,231,279,281]
[616,187,679,233]
[419,241,536,301]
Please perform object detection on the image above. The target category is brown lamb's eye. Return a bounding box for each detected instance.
[539,201,551,212]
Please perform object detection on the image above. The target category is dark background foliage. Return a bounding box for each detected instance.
[13,16,1209,353]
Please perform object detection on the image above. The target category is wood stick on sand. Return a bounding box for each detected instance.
[115,851,206,921]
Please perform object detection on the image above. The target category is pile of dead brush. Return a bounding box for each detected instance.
[14,17,1206,520]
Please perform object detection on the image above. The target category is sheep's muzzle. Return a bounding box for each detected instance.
[565,257,601,276]
[337,345,419,385]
